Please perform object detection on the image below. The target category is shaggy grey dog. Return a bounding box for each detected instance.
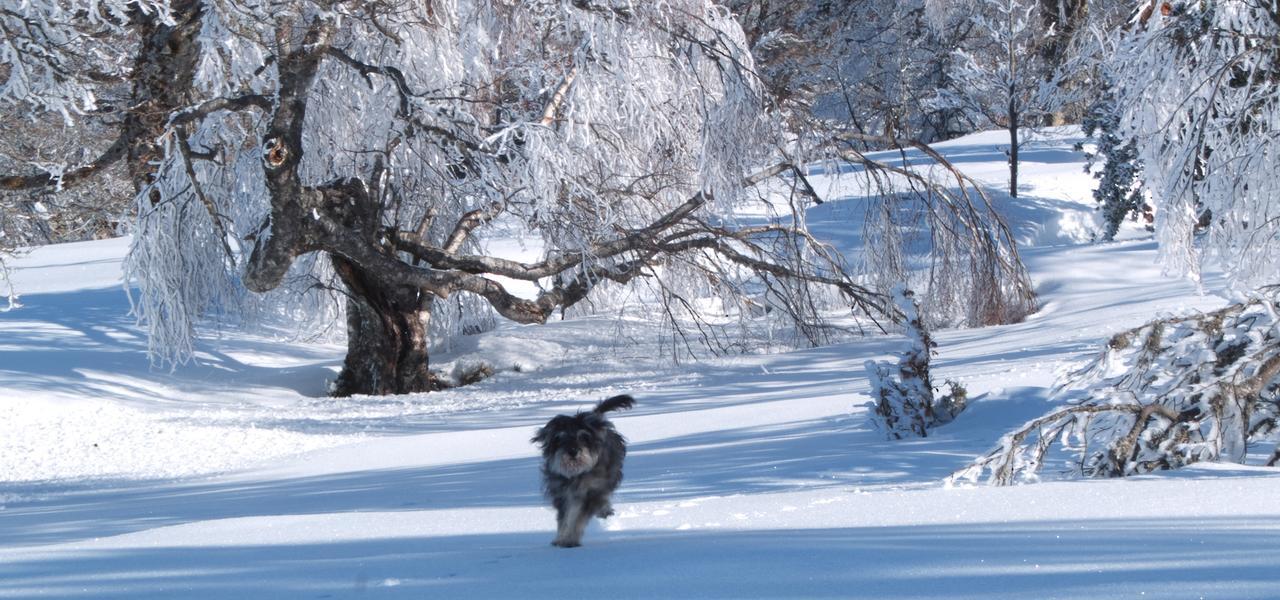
[532,395,634,547]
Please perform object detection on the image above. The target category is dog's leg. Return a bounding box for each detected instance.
[592,493,614,518]
[552,496,567,545]
[564,492,611,545]
[564,500,593,547]
[552,498,583,547]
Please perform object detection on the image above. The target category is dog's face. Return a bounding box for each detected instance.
[533,413,608,478]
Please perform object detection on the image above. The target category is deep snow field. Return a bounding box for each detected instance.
[2,128,1278,599]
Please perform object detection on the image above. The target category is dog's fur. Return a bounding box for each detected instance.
[532,395,634,547]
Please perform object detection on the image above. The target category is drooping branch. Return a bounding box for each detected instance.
[839,131,1026,273]
[831,131,1037,327]
[743,161,823,204]
[172,126,235,261]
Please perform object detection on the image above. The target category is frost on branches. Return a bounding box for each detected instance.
[865,286,966,439]
[1114,1,1280,285]
[948,0,1048,198]
[835,133,1038,329]
[0,1,169,121]
[1,1,903,396]
[952,297,1280,486]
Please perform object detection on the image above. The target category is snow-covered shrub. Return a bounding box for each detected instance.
[952,296,1280,485]
[865,286,966,438]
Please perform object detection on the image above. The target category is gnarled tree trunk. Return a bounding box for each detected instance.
[330,256,441,396]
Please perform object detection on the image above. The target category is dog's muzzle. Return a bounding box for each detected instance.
[551,450,595,477]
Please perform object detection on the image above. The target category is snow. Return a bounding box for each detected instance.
[2,127,1277,599]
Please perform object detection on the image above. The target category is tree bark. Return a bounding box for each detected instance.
[126,1,205,200]
[330,255,442,397]
[1008,93,1019,198]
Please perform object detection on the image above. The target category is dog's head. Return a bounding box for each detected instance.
[532,412,611,478]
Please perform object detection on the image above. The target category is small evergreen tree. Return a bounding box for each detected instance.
[1080,86,1147,240]
[865,286,967,438]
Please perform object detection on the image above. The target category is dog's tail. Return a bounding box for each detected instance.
[593,394,634,415]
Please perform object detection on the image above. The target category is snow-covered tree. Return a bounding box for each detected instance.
[1081,84,1147,240]
[865,286,966,438]
[949,0,1052,197]
[1,1,904,396]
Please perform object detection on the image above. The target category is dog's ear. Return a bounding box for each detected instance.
[532,425,550,447]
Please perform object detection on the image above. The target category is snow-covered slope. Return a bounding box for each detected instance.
[2,128,1276,599]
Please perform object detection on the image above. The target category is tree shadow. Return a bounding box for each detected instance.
[0,517,1275,599]
[0,287,338,401]
[0,382,1060,549]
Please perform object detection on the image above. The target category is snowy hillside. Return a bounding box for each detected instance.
[2,128,1278,599]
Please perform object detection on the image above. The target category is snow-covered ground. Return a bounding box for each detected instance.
[2,128,1277,599]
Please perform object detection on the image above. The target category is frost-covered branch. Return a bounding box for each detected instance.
[953,298,1280,486]
[0,130,129,191]
[1114,1,1280,284]
[0,1,169,118]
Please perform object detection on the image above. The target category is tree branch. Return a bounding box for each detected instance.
[443,202,505,254]
[540,66,578,126]
[167,93,273,128]
[0,129,128,191]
